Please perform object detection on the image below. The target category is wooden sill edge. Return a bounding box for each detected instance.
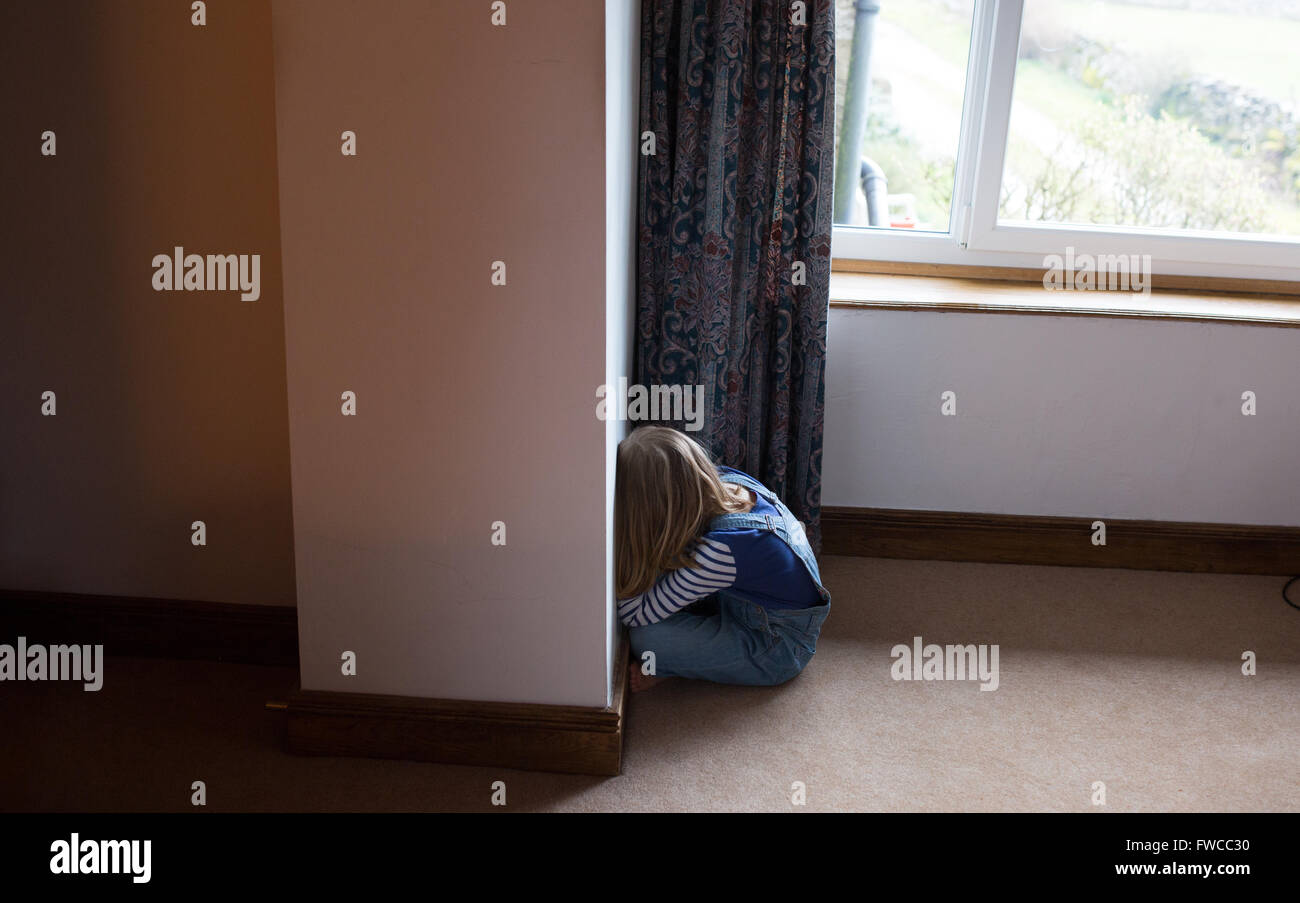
[832,258,1300,296]
[829,269,1300,328]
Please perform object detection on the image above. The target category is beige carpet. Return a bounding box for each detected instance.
[3,556,1297,812]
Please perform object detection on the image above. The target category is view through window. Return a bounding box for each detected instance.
[833,0,1300,242]
[1002,0,1300,237]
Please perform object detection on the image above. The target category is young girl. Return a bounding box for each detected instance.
[615,425,832,690]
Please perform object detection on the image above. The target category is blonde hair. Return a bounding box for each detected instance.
[615,425,751,599]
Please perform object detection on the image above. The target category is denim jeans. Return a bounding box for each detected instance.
[627,469,832,686]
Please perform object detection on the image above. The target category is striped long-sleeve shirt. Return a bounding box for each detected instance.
[616,537,738,627]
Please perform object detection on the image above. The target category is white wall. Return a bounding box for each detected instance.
[605,0,639,706]
[823,308,1300,526]
[273,0,613,707]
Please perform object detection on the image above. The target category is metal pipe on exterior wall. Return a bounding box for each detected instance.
[832,0,881,224]
[860,156,888,226]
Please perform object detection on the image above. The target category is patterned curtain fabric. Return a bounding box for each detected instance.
[636,0,836,549]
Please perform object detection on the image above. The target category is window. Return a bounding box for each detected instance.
[832,0,1300,281]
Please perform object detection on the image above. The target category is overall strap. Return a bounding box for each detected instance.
[714,470,785,534]
[718,468,781,506]
[711,510,783,533]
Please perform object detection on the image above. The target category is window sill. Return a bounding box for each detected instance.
[828,271,1300,328]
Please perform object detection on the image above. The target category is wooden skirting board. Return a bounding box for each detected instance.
[281,637,630,777]
[821,507,1300,576]
[0,589,298,666]
[1,588,630,776]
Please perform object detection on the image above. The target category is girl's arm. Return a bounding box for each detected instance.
[616,536,738,627]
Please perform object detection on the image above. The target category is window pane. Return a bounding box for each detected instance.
[1000,0,1300,238]
[833,0,976,231]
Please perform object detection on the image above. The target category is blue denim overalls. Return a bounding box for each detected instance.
[627,469,832,686]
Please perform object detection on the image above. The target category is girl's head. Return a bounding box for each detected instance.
[615,425,750,598]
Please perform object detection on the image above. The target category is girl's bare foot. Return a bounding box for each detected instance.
[628,659,672,693]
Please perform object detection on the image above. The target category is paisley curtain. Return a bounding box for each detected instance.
[636,0,836,548]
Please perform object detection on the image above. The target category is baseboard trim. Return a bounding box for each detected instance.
[282,635,630,777]
[0,589,298,666]
[821,507,1300,576]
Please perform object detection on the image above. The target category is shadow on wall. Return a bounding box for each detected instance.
[0,0,296,605]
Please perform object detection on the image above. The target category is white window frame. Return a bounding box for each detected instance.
[831,0,1300,284]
